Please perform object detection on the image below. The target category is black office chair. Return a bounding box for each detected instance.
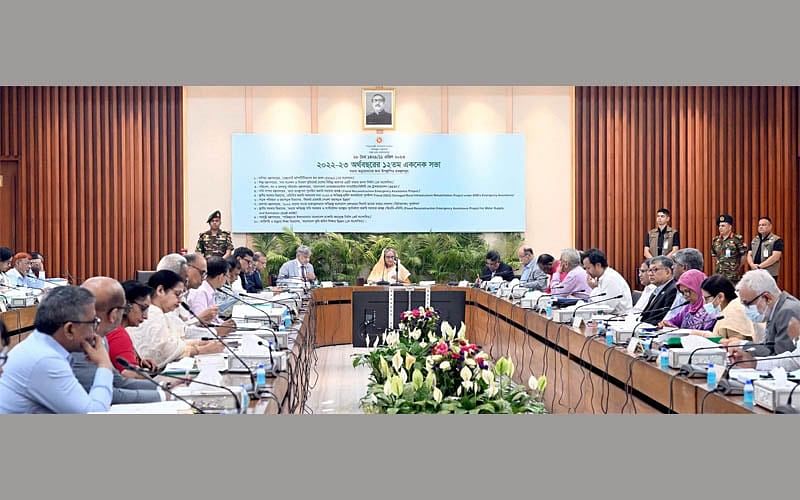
[631,289,642,304]
[136,270,156,284]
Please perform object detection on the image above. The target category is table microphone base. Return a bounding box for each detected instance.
[716,378,744,396]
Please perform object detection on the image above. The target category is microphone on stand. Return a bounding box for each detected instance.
[716,353,800,399]
[776,381,800,414]
[632,303,688,338]
[256,341,275,368]
[390,259,404,287]
[571,293,617,315]
[180,302,258,397]
[217,287,281,330]
[534,289,589,309]
[114,357,206,414]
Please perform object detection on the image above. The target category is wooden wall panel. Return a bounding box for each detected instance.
[0,86,183,282]
[576,87,799,295]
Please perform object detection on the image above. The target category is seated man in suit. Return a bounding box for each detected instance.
[735,269,800,356]
[366,93,392,125]
[518,246,548,291]
[478,250,514,283]
[639,255,679,325]
[70,277,164,404]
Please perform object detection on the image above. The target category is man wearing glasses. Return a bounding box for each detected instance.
[70,277,163,404]
[734,269,800,357]
[0,286,114,413]
[638,256,679,325]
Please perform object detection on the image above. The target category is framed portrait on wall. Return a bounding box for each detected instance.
[362,88,395,130]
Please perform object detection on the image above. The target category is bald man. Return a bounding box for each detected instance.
[70,277,163,404]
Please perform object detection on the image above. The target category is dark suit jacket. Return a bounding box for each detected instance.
[70,348,161,405]
[748,291,800,356]
[639,279,678,325]
[241,272,263,293]
[480,262,515,282]
[366,111,392,125]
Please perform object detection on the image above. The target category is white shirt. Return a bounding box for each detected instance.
[756,345,800,372]
[127,305,188,368]
[589,266,633,315]
[632,284,657,313]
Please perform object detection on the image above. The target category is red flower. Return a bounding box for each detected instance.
[412,309,421,318]
[432,342,449,355]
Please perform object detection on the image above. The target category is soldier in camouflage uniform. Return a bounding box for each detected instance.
[711,213,747,284]
[196,210,234,259]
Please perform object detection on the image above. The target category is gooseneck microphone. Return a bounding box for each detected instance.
[120,358,243,414]
[684,335,767,367]
[572,293,619,315]
[777,381,800,414]
[632,303,689,338]
[115,357,206,414]
[180,302,257,395]
[534,288,589,309]
[217,287,281,330]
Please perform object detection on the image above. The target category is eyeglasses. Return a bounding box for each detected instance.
[385,255,396,260]
[647,266,667,273]
[65,317,101,331]
[132,301,149,312]
[702,294,715,303]
[188,264,208,279]
[111,303,132,315]
[741,292,766,307]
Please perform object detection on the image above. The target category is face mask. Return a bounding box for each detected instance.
[745,304,764,323]
[703,302,721,316]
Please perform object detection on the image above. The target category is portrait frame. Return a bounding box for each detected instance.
[362,88,395,130]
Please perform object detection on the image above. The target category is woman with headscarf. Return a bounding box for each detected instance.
[659,269,717,331]
[367,247,411,285]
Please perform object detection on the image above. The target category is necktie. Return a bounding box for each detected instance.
[301,265,307,282]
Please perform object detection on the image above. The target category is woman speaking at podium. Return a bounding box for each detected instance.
[367,248,411,285]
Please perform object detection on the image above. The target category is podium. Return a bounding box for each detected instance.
[351,287,466,347]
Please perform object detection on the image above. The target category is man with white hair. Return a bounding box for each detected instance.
[278,245,316,283]
[736,269,800,356]
[549,249,590,300]
[156,253,219,325]
[156,253,188,283]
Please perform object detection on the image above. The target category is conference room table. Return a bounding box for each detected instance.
[0,302,313,415]
[1,306,37,347]
[2,289,767,414]
[307,285,768,414]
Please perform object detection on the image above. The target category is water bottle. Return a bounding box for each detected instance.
[597,321,608,345]
[658,347,669,370]
[240,384,249,413]
[255,362,266,388]
[742,379,754,408]
[283,310,292,328]
[706,362,717,390]
[545,297,553,320]
[642,338,652,354]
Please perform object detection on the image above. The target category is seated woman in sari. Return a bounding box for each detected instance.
[367,247,411,285]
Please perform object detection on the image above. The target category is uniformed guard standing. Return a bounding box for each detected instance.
[196,210,234,259]
[643,207,680,258]
[711,213,747,284]
[746,216,784,282]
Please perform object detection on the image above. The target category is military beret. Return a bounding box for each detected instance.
[717,214,733,225]
[207,210,221,223]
